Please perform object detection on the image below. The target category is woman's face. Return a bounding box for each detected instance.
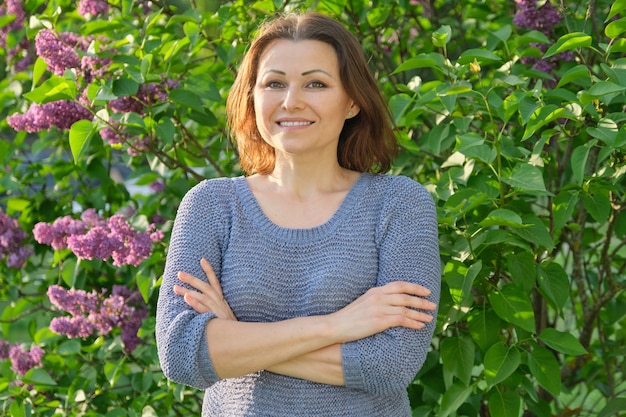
[253,39,359,162]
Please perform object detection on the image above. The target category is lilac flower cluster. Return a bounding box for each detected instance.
[0,0,34,71]
[513,0,562,36]
[7,100,93,133]
[35,30,89,76]
[513,0,575,85]
[0,210,33,268]
[33,208,163,267]
[102,81,179,153]
[48,284,149,353]
[78,0,110,17]
[0,340,45,376]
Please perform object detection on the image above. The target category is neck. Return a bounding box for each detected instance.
[267,156,357,201]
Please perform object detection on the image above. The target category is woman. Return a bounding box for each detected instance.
[156,11,440,416]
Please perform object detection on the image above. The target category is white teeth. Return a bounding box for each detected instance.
[279,121,312,127]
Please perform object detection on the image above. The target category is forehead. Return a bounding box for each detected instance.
[257,39,339,73]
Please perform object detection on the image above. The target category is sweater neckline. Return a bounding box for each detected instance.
[232,173,373,242]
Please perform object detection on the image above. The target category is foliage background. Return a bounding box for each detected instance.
[1,0,625,416]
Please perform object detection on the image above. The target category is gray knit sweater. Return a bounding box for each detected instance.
[156,173,440,416]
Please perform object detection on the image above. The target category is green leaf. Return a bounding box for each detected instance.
[539,328,587,355]
[488,284,535,333]
[458,49,501,64]
[23,77,77,104]
[488,390,522,417]
[507,251,536,294]
[394,53,445,74]
[69,120,95,164]
[544,32,592,58]
[522,104,564,141]
[586,81,626,98]
[556,65,589,88]
[517,30,551,46]
[571,141,595,185]
[23,368,57,386]
[155,117,176,146]
[553,190,578,233]
[608,0,626,20]
[468,309,502,352]
[33,57,48,87]
[537,261,570,313]
[445,260,481,306]
[136,273,152,303]
[112,78,139,97]
[104,358,126,387]
[511,215,554,250]
[389,94,413,124]
[479,209,524,228]
[528,345,561,396]
[439,382,472,417]
[432,25,452,48]
[502,164,548,193]
[170,88,205,112]
[605,17,626,39]
[598,398,626,417]
[441,335,475,385]
[484,342,521,387]
[582,191,611,223]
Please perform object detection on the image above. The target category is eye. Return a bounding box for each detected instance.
[266,81,284,89]
[307,81,326,88]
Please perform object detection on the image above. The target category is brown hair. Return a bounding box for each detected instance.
[226,12,398,175]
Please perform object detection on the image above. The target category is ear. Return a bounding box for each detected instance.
[346,103,360,119]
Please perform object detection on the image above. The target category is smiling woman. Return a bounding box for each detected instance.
[156,11,441,417]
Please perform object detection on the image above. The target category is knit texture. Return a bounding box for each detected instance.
[156,173,441,416]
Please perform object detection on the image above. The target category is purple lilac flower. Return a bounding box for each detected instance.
[78,0,110,16]
[149,179,165,193]
[34,209,162,266]
[109,82,179,115]
[81,54,112,83]
[35,30,86,75]
[8,344,45,376]
[0,340,12,360]
[513,0,562,36]
[0,210,33,268]
[47,285,148,353]
[513,0,575,87]
[0,0,26,48]
[7,100,93,133]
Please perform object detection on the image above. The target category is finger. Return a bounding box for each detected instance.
[178,271,216,295]
[389,294,437,311]
[183,292,213,314]
[201,258,223,298]
[383,281,432,297]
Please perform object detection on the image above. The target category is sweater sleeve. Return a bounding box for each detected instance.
[341,177,441,396]
[156,180,228,390]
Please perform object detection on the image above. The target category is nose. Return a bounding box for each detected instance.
[281,86,304,111]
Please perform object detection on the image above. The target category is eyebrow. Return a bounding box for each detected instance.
[262,69,334,77]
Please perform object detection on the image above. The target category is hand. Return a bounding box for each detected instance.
[328,281,436,343]
[174,258,237,321]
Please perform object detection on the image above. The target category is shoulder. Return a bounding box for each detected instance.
[369,174,433,204]
[176,177,238,219]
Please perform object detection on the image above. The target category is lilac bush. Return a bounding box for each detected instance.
[33,208,163,267]
[48,285,149,353]
[0,211,32,268]
[513,0,575,83]
[0,340,44,376]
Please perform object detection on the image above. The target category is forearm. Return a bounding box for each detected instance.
[206,316,339,379]
[266,344,344,385]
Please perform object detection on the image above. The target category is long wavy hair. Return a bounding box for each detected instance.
[226,12,398,175]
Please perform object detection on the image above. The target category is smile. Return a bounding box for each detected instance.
[278,121,313,127]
